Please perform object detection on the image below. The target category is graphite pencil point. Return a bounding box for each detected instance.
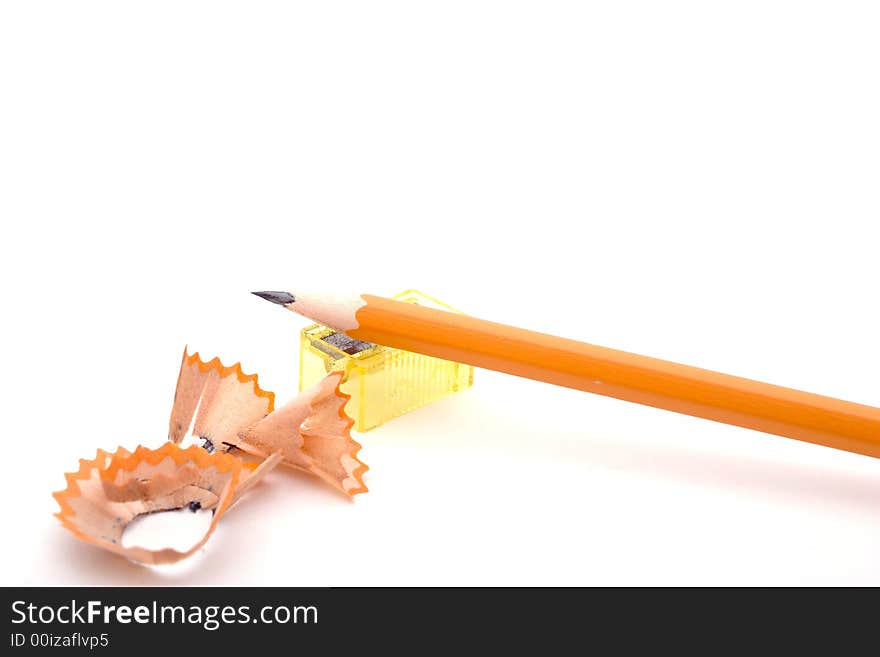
[251,291,295,305]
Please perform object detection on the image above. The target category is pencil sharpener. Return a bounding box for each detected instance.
[298,289,474,432]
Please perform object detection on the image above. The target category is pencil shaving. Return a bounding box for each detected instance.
[54,345,368,565]
[236,371,369,496]
[53,443,276,565]
[168,347,275,450]
[169,350,368,496]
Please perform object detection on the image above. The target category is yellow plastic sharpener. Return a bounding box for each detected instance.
[298,289,474,432]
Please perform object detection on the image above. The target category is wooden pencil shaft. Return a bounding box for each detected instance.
[348,295,880,459]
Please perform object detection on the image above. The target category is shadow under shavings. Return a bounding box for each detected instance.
[369,394,880,516]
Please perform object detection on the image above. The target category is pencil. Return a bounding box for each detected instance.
[252,290,880,460]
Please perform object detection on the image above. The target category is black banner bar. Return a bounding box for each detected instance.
[0,587,869,651]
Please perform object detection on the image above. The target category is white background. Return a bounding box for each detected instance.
[1,1,878,586]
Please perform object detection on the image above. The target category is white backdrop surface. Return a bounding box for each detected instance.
[1,1,878,585]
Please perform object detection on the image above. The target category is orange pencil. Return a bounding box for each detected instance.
[253,290,880,460]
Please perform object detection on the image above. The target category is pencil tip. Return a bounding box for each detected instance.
[252,291,296,305]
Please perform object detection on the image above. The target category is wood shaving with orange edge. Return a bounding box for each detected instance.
[52,443,277,565]
[169,348,368,496]
[53,347,368,565]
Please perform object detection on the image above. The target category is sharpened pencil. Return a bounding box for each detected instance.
[252,290,880,460]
